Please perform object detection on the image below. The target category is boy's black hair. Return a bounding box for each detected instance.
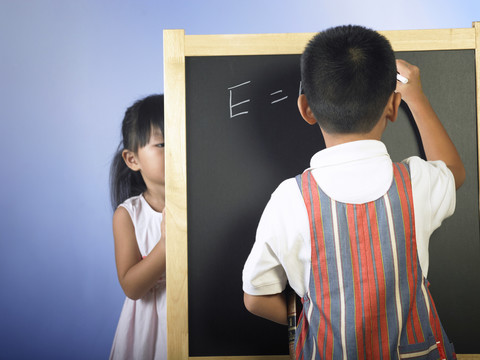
[300,25,397,134]
[109,94,164,210]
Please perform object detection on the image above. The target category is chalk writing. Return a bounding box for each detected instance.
[270,90,288,104]
[228,81,251,118]
[228,80,303,118]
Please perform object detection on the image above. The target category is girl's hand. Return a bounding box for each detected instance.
[113,206,166,300]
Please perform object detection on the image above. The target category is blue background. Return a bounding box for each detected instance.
[1,1,479,359]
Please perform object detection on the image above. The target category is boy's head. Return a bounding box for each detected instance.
[300,25,397,134]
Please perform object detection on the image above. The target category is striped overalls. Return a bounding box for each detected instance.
[294,163,456,360]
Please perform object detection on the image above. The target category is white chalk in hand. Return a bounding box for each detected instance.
[397,73,408,84]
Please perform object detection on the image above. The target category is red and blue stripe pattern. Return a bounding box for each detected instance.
[294,163,456,360]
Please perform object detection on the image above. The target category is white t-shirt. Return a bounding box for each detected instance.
[242,140,456,298]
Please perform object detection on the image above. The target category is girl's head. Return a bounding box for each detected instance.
[110,94,164,209]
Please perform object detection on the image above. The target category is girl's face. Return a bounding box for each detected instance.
[134,126,165,189]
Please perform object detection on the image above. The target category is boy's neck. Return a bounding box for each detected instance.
[321,117,386,148]
[322,132,382,148]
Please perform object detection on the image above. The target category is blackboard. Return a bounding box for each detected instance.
[164,27,480,359]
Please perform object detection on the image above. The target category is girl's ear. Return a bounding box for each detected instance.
[122,150,140,171]
[297,94,317,125]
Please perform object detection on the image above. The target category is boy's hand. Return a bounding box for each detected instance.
[395,59,465,189]
[395,59,425,105]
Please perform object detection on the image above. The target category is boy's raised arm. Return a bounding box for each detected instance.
[396,59,466,189]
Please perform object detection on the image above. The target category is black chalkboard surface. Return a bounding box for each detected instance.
[164,28,480,358]
[186,55,320,356]
[185,50,480,356]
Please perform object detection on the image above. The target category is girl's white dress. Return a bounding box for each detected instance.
[110,194,166,360]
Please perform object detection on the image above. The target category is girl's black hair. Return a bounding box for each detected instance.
[109,94,164,210]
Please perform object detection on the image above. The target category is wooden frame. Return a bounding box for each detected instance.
[164,23,480,360]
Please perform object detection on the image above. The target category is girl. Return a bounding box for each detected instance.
[109,94,166,360]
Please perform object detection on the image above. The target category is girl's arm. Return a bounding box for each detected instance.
[113,207,166,300]
[396,59,466,189]
[243,292,287,325]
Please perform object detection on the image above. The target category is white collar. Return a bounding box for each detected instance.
[309,140,389,169]
[306,140,393,204]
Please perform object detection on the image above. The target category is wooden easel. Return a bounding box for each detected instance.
[164,23,480,360]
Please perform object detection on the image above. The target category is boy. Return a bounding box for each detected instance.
[242,25,464,359]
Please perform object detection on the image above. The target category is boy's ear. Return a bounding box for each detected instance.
[122,149,140,171]
[298,94,317,125]
[387,92,402,123]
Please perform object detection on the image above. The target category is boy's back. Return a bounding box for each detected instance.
[243,25,464,359]
[294,162,452,359]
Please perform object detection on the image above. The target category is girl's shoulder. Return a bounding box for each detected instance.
[113,194,143,226]
[116,193,161,225]
[118,194,144,211]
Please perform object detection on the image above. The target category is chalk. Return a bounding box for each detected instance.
[397,73,409,84]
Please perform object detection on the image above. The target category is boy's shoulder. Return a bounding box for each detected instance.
[260,176,307,221]
[271,177,302,200]
[403,156,455,192]
[402,155,450,173]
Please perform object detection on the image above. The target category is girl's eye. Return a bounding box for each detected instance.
[156,143,165,148]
